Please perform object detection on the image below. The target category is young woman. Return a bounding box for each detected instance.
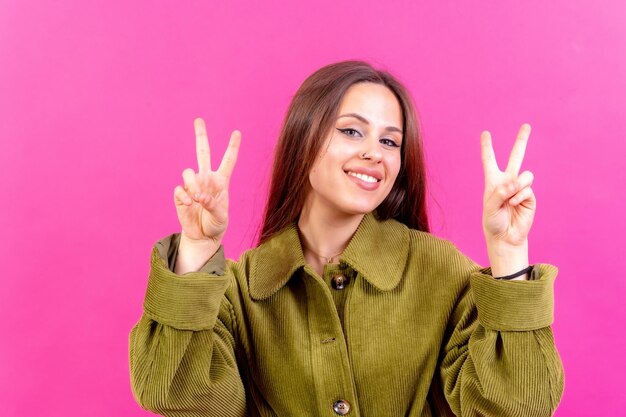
[130,61,564,416]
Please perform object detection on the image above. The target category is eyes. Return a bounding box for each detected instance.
[336,128,401,148]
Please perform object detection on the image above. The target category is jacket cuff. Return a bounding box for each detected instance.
[143,236,230,331]
[156,233,226,275]
[470,264,558,331]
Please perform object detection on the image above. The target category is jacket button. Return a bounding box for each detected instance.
[333,399,351,415]
[331,274,348,290]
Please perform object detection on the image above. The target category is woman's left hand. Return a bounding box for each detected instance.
[481,124,535,277]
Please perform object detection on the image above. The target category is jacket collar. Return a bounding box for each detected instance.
[249,213,410,300]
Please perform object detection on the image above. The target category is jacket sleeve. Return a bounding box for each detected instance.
[439,263,565,417]
[129,234,247,417]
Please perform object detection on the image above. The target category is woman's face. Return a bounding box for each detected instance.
[305,82,403,218]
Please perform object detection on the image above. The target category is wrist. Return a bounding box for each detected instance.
[486,239,529,279]
[494,265,533,280]
[180,231,217,246]
[175,232,221,274]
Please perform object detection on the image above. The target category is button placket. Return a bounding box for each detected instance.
[305,265,359,416]
[322,265,354,329]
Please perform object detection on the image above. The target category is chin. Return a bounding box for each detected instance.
[339,199,385,216]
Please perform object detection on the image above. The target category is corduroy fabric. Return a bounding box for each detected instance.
[130,213,564,416]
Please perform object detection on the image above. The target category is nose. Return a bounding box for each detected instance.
[360,136,383,162]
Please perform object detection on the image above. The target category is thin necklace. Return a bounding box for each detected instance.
[303,243,343,264]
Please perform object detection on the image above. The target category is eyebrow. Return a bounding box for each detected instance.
[337,113,403,134]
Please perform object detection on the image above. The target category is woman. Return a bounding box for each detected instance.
[130,61,564,416]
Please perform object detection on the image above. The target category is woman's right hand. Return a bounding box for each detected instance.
[173,118,241,265]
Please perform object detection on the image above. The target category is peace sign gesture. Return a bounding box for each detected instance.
[174,118,241,246]
[481,124,536,253]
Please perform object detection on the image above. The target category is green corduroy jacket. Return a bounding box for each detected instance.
[130,213,564,417]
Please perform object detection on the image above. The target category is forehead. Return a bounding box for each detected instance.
[338,83,403,128]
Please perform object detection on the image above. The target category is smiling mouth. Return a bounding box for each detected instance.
[346,171,380,184]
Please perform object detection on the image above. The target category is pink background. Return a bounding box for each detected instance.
[1,1,624,415]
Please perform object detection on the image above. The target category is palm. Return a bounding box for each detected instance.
[174,118,241,242]
[481,124,536,247]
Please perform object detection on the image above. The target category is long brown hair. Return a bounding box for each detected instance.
[259,61,429,243]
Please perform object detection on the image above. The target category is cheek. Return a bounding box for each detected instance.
[388,156,402,182]
[308,162,329,191]
[308,169,318,189]
[308,152,326,183]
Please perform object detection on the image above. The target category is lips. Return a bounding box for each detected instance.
[344,167,383,191]
[345,166,383,180]
[347,171,378,183]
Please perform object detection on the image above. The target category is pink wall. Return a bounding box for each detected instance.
[1,1,623,415]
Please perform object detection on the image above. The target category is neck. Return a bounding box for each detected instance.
[297,198,364,274]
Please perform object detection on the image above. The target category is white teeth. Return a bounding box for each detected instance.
[348,171,378,183]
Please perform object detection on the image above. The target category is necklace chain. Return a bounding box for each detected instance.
[303,244,343,264]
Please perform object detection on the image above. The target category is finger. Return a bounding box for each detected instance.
[218,130,242,179]
[484,178,520,211]
[174,185,193,206]
[182,168,201,199]
[517,170,534,189]
[480,130,500,179]
[194,118,211,174]
[198,192,218,211]
[505,123,531,175]
[509,186,535,206]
